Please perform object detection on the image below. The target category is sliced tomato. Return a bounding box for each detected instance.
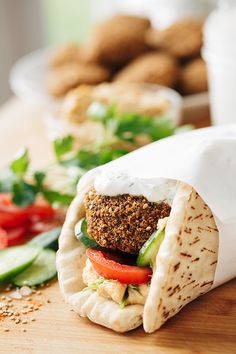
[6,226,28,247]
[86,248,152,284]
[0,193,64,246]
[0,195,55,228]
[26,202,55,219]
[0,228,8,249]
[0,209,28,228]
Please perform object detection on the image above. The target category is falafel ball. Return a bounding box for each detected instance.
[48,42,81,68]
[80,15,151,67]
[146,19,203,59]
[179,58,208,95]
[84,188,171,254]
[47,62,111,97]
[114,52,179,88]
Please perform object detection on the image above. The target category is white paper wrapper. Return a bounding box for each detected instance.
[78,125,236,289]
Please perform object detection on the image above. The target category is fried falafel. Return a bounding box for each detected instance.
[84,188,171,254]
[114,52,179,88]
[47,62,111,97]
[179,58,208,95]
[81,15,151,67]
[146,19,203,59]
[48,43,81,68]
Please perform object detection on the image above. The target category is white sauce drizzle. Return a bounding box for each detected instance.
[94,171,177,205]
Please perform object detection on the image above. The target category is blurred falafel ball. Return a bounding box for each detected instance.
[146,19,203,59]
[47,62,111,97]
[80,15,151,67]
[114,52,179,88]
[179,58,208,95]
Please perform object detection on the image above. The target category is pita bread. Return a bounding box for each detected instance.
[143,182,219,332]
[57,186,143,332]
[57,181,219,332]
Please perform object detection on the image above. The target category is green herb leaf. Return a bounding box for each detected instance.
[12,180,36,207]
[34,171,46,190]
[10,148,29,176]
[43,190,74,205]
[83,277,105,291]
[53,135,74,161]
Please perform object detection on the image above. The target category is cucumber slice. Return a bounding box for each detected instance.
[28,227,61,250]
[12,249,57,287]
[75,218,91,238]
[137,228,165,267]
[0,246,41,283]
[75,218,101,248]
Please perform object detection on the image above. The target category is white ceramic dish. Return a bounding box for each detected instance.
[10,47,60,105]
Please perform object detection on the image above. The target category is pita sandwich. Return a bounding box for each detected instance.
[57,177,219,333]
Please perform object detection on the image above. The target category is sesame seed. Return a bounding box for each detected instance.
[3,328,10,332]
[22,328,27,332]
[22,320,28,324]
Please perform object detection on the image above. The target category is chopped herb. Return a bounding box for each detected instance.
[119,287,129,309]
[83,277,105,291]
[128,284,141,295]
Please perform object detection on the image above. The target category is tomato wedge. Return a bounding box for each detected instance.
[0,209,28,228]
[0,228,8,249]
[86,248,152,284]
[26,202,55,219]
[6,226,28,247]
[0,195,55,229]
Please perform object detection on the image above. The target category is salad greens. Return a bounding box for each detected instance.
[54,102,192,171]
[0,102,192,208]
[0,148,74,207]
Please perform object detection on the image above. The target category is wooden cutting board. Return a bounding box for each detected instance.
[0,98,235,354]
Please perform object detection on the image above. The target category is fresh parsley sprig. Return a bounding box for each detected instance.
[0,148,74,207]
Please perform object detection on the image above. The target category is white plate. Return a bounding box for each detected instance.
[10,47,60,105]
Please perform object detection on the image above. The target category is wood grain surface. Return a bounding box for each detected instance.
[0,98,235,354]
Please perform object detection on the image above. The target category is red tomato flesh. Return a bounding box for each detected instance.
[86,248,152,284]
[0,193,64,247]
[0,227,8,249]
[6,226,28,247]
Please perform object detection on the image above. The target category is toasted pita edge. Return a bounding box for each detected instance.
[143,182,219,333]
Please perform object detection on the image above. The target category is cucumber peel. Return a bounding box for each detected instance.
[137,227,165,267]
[28,227,61,250]
[75,218,101,248]
[12,249,57,287]
[0,246,41,283]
